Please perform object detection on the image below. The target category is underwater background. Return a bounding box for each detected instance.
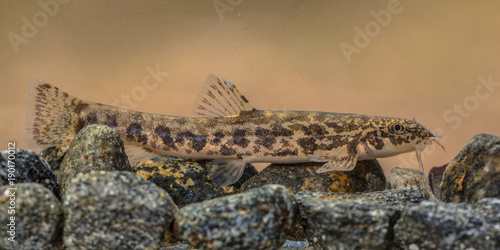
[1,0,499,174]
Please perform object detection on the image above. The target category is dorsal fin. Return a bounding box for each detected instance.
[193,74,255,118]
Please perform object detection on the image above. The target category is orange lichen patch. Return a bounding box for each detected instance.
[456,171,467,192]
[137,166,185,180]
[221,186,237,193]
[328,172,351,193]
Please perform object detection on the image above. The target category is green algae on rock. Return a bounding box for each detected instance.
[440,133,500,203]
[173,184,297,249]
[64,171,178,249]
[241,159,386,193]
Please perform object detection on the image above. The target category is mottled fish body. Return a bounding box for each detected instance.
[25,75,444,186]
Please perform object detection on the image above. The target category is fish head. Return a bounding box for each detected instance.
[359,117,445,159]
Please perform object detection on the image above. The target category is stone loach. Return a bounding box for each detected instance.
[0,183,63,250]
[0,149,61,200]
[440,133,500,203]
[173,184,297,249]
[135,155,258,207]
[59,124,133,195]
[64,170,178,249]
[241,159,386,193]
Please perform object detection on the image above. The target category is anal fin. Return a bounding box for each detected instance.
[316,154,358,173]
[208,159,247,187]
[124,145,159,168]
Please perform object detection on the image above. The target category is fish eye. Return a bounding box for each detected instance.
[390,122,405,134]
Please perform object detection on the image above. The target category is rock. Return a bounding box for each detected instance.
[394,198,500,249]
[241,160,386,193]
[0,183,63,250]
[0,149,61,200]
[440,134,500,203]
[64,171,178,249]
[136,155,258,207]
[295,189,430,210]
[387,166,437,200]
[173,184,297,249]
[40,145,69,182]
[59,124,133,195]
[295,191,412,249]
[428,163,447,199]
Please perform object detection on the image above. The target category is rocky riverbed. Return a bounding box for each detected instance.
[1,124,499,249]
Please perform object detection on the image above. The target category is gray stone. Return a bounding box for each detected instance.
[242,160,386,193]
[440,133,500,203]
[0,149,61,200]
[387,166,437,200]
[296,192,402,249]
[0,183,63,250]
[173,185,297,249]
[295,189,431,249]
[135,155,258,207]
[394,198,500,249]
[295,189,430,210]
[63,171,178,249]
[59,124,133,195]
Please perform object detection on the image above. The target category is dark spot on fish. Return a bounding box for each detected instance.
[154,125,177,150]
[87,113,98,125]
[104,114,118,128]
[271,125,293,137]
[297,137,317,155]
[74,102,89,114]
[232,129,249,148]
[38,83,51,90]
[276,148,298,157]
[255,128,276,150]
[126,123,147,144]
[212,131,225,145]
[75,118,86,133]
[307,124,328,140]
[220,144,236,156]
[325,122,348,133]
[178,131,207,152]
[363,131,384,150]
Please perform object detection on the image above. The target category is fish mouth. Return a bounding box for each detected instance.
[430,135,447,153]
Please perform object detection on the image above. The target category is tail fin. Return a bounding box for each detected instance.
[25,79,82,148]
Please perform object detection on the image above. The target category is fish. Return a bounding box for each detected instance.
[25,74,445,187]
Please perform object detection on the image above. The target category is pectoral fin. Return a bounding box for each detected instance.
[208,159,247,187]
[316,153,358,173]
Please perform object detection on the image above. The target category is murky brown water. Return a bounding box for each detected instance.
[1,1,499,174]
